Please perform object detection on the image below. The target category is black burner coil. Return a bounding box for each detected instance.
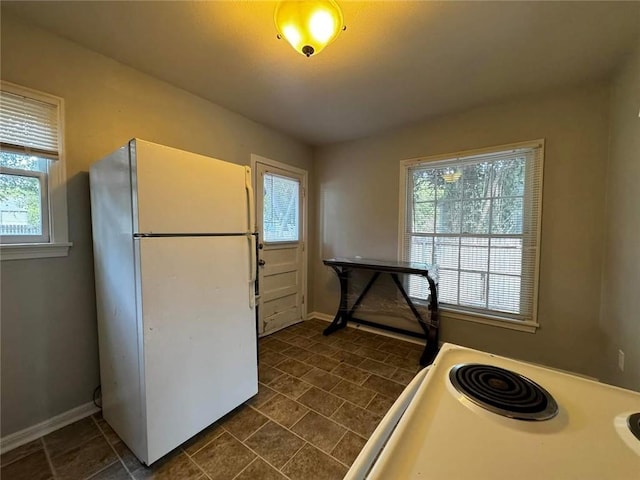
[449,363,558,421]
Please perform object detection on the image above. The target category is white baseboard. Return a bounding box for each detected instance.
[307,311,334,323]
[1,402,100,454]
[307,311,427,346]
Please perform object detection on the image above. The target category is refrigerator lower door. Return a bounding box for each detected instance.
[137,236,257,464]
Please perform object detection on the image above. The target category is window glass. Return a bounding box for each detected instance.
[402,145,543,323]
[0,151,49,242]
[1,83,63,248]
[263,173,299,242]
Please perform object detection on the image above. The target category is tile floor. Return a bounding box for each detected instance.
[1,319,425,480]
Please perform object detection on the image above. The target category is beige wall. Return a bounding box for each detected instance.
[600,44,640,391]
[0,14,313,436]
[312,82,612,380]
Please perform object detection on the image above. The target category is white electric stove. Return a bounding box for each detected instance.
[346,343,640,480]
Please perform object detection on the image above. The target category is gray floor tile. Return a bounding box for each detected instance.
[354,346,390,362]
[0,449,52,480]
[181,422,225,456]
[390,368,416,385]
[332,350,366,366]
[291,412,347,453]
[301,368,342,392]
[297,387,344,417]
[43,417,101,458]
[0,439,42,467]
[94,416,121,445]
[366,394,396,417]
[305,352,341,372]
[255,394,309,428]
[262,338,291,352]
[133,450,201,480]
[219,406,269,441]
[359,358,398,379]
[331,402,382,438]
[246,383,278,408]
[331,431,368,466]
[259,349,287,367]
[113,441,144,474]
[244,421,304,468]
[258,364,285,384]
[88,461,132,480]
[234,458,286,480]
[331,363,371,385]
[331,379,376,408]
[284,335,317,349]
[192,432,255,480]
[385,352,417,369]
[280,345,314,362]
[282,443,347,480]
[275,357,314,378]
[50,435,117,480]
[305,342,339,357]
[267,373,312,399]
[362,374,405,399]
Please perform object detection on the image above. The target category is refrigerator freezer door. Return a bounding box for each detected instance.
[137,236,257,463]
[131,139,250,234]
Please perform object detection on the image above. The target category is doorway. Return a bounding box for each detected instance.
[252,155,307,336]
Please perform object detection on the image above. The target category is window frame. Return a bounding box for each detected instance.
[0,165,50,243]
[398,139,544,333]
[0,81,71,260]
[261,170,302,245]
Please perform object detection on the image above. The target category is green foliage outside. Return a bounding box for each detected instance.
[412,158,525,235]
[409,156,528,312]
[0,151,44,229]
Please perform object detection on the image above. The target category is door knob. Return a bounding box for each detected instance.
[258,259,266,266]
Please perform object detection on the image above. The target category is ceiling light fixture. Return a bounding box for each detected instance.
[274,0,346,57]
[441,168,462,183]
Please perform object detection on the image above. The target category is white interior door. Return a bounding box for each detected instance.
[255,161,306,335]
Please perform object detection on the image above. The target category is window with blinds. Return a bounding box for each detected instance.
[263,172,300,242]
[400,141,544,325]
[1,83,63,245]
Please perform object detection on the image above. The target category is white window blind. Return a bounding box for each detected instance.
[1,83,65,249]
[401,142,544,323]
[0,90,60,160]
[263,172,300,242]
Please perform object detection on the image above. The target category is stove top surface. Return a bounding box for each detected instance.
[368,343,640,479]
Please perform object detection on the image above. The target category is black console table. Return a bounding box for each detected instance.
[323,257,439,366]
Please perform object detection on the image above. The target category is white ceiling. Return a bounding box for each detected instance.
[3,1,639,145]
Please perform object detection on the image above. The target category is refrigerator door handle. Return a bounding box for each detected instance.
[247,233,256,309]
[245,166,255,232]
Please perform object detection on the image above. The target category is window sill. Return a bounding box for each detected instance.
[440,307,539,333]
[0,242,72,261]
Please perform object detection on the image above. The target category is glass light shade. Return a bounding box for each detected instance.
[442,169,462,183]
[275,0,345,57]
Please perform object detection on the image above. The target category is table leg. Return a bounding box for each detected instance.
[390,274,439,366]
[323,266,350,335]
[420,273,439,365]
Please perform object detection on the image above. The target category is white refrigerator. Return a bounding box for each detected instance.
[89,139,258,465]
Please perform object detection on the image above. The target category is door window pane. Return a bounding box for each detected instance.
[263,173,299,242]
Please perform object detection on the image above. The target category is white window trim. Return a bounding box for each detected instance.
[0,81,71,261]
[398,139,544,333]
